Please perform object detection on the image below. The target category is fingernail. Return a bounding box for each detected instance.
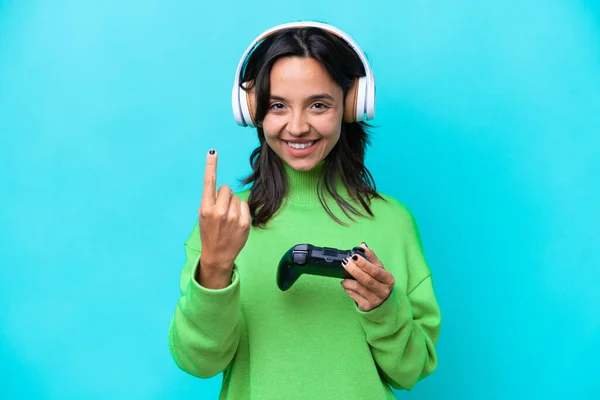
[341,258,348,266]
[352,255,358,261]
[362,242,368,248]
[209,149,215,155]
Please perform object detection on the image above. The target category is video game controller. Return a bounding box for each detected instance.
[276,244,368,291]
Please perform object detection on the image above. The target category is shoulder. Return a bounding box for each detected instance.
[368,191,424,240]
[372,192,417,224]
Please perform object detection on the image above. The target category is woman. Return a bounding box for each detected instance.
[168,22,441,399]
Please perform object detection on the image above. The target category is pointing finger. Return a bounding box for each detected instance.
[202,149,218,207]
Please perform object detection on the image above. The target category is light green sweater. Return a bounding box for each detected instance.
[168,163,441,399]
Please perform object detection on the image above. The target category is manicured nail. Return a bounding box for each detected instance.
[209,149,215,155]
[341,258,348,266]
[362,242,368,248]
[352,255,358,261]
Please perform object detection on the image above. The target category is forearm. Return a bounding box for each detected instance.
[358,277,441,390]
[169,255,241,378]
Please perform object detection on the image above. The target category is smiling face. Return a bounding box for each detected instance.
[261,56,345,171]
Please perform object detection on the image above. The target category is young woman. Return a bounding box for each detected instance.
[168,21,441,400]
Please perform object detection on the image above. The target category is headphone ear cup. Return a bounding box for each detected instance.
[343,77,359,123]
[343,76,368,123]
[365,74,376,120]
[246,83,257,127]
[244,76,367,126]
[239,81,256,128]
[354,76,367,123]
[232,84,244,126]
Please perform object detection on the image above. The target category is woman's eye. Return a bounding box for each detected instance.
[270,103,284,110]
[312,103,328,110]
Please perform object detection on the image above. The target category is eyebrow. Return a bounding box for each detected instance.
[270,94,336,102]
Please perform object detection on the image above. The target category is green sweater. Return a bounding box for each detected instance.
[168,163,441,399]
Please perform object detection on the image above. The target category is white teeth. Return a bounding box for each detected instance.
[287,141,314,150]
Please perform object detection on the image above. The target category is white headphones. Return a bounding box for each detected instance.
[231,21,376,128]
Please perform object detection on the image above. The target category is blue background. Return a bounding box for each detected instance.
[1,0,599,398]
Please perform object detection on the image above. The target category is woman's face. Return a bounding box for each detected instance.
[261,56,344,171]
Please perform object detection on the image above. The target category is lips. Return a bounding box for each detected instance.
[281,139,321,157]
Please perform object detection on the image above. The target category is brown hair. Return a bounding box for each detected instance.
[238,27,384,227]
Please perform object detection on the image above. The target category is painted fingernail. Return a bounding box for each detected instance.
[362,242,368,248]
[209,149,215,155]
[341,258,348,266]
[352,255,358,261]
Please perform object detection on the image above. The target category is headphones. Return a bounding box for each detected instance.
[231,21,376,128]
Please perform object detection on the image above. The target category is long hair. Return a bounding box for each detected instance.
[238,26,384,227]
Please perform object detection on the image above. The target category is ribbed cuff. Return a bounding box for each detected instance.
[184,254,240,320]
[355,286,413,325]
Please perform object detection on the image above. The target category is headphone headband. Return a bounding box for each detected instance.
[232,21,376,127]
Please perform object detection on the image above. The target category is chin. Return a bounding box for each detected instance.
[284,158,320,171]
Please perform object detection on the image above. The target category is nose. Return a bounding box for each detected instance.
[286,110,310,137]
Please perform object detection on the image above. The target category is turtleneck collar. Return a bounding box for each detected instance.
[283,160,325,203]
[282,160,354,204]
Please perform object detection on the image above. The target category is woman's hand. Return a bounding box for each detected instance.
[197,150,251,289]
[341,243,396,311]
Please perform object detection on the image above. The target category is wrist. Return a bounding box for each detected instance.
[194,254,234,289]
[198,250,234,272]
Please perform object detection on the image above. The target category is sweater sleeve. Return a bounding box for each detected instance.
[168,223,241,379]
[356,207,441,390]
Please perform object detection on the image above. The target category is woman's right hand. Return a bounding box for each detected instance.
[196,150,251,289]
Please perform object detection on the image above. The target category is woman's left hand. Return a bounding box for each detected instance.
[341,243,396,312]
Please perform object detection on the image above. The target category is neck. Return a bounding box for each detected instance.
[283,161,324,203]
[283,160,353,204]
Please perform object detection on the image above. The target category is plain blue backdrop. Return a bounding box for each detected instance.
[1,0,599,399]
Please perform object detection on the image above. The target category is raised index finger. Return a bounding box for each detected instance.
[202,149,218,206]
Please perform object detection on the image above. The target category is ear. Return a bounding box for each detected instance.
[343,77,359,123]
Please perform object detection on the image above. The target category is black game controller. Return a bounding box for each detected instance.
[276,244,368,291]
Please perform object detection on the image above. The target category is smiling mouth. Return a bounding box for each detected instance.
[283,140,320,150]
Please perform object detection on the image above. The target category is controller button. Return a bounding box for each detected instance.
[292,252,307,265]
[295,244,309,251]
